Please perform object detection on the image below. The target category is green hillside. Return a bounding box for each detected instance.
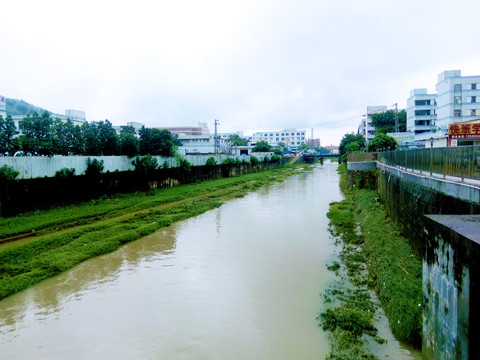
[6,98,48,116]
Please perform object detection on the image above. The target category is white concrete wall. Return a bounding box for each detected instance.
[0,154,270,179]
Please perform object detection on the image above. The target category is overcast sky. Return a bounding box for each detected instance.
[1,0,480,145]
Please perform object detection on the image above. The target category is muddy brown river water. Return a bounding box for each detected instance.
[0,164,421,359]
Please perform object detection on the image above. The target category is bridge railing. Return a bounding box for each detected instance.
[378,146,480,181]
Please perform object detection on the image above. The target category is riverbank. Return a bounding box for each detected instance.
[319,164,422,359]
[0,164,310,301]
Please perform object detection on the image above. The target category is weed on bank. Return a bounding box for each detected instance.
[319,164,422,359]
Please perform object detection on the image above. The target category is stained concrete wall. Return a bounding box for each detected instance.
[375,162,480,359]
[0,154,271,179]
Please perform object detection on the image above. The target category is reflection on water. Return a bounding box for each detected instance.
[0,164,418,359]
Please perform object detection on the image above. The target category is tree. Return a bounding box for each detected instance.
[97,120,119,155]
[139,127,178,157]
[371,109,406,134]
[252,140,272,152]
[120,126,140,157]
[82,122,102,156]
[367,134,398,152]
[299,143,311,152]
[228,134,248,146]
[52,118,78,155]
[0,115,19,154]
[19,111,55,155]
[338,133,366,163]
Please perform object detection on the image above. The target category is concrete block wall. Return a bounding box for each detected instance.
[0,154,270,179]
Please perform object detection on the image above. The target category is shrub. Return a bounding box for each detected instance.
[205,157,217,166]
[132,154,158,177]
[85,158,104,178]
[270,154,282,163]
[222,157,237,166]
[55,168,76,177]
[250,156,259,166]
[0,165,19,183]
[177,157,191,173]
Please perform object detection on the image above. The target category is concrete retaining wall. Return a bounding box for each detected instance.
[0,154,272,179]
[375,162,480,359]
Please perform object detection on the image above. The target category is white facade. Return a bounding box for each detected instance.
[406,88,437,135]
[0,95,6,119]
[435,70,480,129]
[358,105,387,143]
[177,134,230,155]
[252,128,306,150]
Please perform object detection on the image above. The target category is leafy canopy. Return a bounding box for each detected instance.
[367,134,398,152]
[252,140,272,152]
[371,109,406,134]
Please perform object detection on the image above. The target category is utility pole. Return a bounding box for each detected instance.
[393,103,399,133]
[214,119,219,154]
[310,128,314,147]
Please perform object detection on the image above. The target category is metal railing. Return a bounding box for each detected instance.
[378,146,480,181]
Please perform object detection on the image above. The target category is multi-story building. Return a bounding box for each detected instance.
[435,70,480,130]
[406,89,437,135]
[307,138,321,148]
[252,128,306,150]
[358,105,387,143]
[157,122,209,136]
[176,134,230,155]
[0,96,6,119]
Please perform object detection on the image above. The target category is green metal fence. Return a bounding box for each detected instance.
[379,146,480,180]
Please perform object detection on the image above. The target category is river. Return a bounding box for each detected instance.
[0,163,419,359]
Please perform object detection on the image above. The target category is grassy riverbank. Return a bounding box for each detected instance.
[319,164,422,359]
[0,165,310,301]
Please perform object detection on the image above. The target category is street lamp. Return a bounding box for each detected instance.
[429,137,434,148]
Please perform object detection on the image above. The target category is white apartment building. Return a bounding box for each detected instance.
[406,70,480,139]
[0,96,6,119]
[252,128,306,150]
[406,89,437,135]
[435,70,480,129]
[358,105,387,143]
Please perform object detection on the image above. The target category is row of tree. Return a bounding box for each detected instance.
[338,109,404,162]
[0,111,180,157]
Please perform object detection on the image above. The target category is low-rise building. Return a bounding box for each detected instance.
[176,134,230,155]
[157,122,209,136]
[252,128,306,150]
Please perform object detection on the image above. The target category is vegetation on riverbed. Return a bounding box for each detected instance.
[0,164,311,301]
[319,164,422,358]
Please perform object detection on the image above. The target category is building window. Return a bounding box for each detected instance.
[281,138,284,141]
[471,109,477,116]
[455,96,462,104]
[472,96,476,103]
[454,109,462,117]
[472,84,477,90]
[415,99,430,106]
[276,138,279,141]
[454,84,462,91]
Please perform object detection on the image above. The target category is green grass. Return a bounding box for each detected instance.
[320,163,422,356]
[0,164,311,301]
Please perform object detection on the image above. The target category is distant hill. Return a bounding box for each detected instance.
[6,98,49,116]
